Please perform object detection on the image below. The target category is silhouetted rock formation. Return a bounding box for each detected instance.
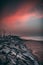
[0,35,39,65]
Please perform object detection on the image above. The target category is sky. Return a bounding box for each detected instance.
[0,0,43,36]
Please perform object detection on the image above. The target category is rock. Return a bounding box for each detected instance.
[0,35,39,65]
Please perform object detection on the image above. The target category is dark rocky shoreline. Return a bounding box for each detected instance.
[0,35,40,65]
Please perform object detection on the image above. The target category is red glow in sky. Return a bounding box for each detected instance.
[0,1,43,36]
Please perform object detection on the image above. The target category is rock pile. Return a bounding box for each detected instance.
[0,35,39,65]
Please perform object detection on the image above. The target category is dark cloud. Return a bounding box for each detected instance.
[35,2,43,14]
[0,0,43,17]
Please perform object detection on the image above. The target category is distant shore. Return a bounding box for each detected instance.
[21,36,43,41]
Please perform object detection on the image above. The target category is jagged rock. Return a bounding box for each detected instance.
[0,35,39,65]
